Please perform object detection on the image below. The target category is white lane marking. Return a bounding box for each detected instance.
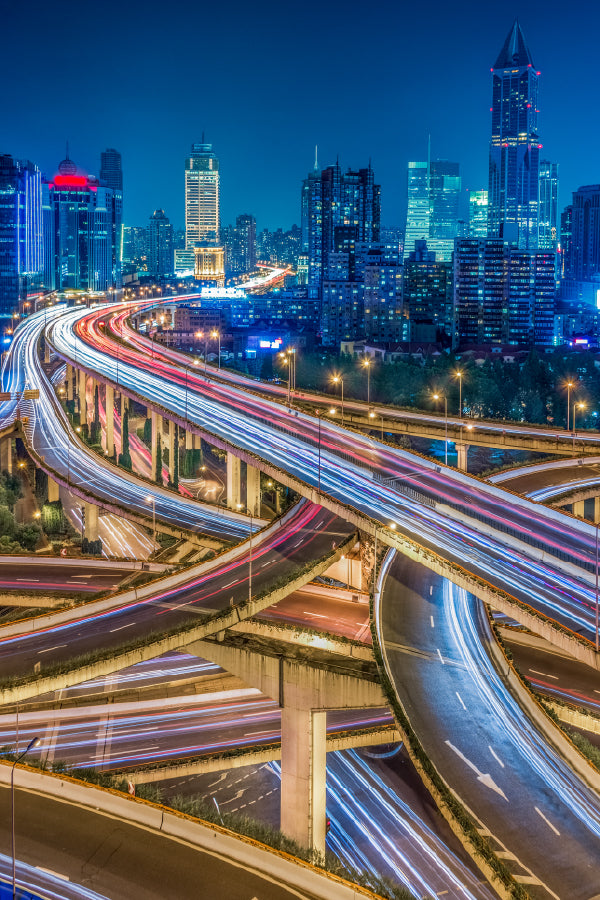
[456,692,467,711]
[110,622,136,632]
[529,668,559,681]
[38,644,66,654]
[261,562,270,568]
[445,740,509,801]
[594,690,600,695]
[429,585,433,595]
[535,806,560,835]
[70,574,93,579]
[303,612,326,618]
[36,867,69,882]
[223,580,237,588]
[437,648,445,665]
[430,615,435,627]
[489,746,505,768]
[17,578,39,582]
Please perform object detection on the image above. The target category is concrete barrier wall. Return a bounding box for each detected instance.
[0,760,380,900]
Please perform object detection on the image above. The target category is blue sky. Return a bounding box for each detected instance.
[2,0,597,230]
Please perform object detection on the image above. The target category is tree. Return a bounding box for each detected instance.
[118,408,132,470]
[143,417,152,446]
[155,439,162,484]
[172,425,179,490]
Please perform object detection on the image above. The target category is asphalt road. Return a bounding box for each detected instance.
[0,503,354,682]
[0,561,139,595]
[0,785,319,900]
[380,552,600,899]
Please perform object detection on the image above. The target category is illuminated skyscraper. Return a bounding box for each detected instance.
[404,158,461,261]
[100,148,123,192]
[538,160,559,250]
[468,190,488,237]
[488,20,541,249]
[99,149,123,288]
[403,162,430,259]
[148,209,174,277]
[0,154,43,317]
[176,141,221,273]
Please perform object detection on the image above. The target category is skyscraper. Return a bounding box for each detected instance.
[302,160,380,293]
[488,20,541,249]
[403,158,461,261]
[565,185,600,304]
[468,190,489,237]
[175,141,221,274]
[0,154,43,317]
[147,209,174,278]
[44,154,121,293]
[403,240,453,342]
[232,214,257,275]
[100,148,123,192]
[538,161,559,250]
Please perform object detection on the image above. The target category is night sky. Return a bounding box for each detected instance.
[2,0,597,231]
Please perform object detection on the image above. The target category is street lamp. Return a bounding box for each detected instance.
[565,380,575,431]
[362,358,371,408]
[433,392,448,465]
[279,352,291,407]
[211,330,221,369]
[573,401,586,451]
[146,495,156,543]
[331,375,344,426]
[236,504,253,604]
[453,370,463,418]
[12,736,41,899]
[369,409,384,440]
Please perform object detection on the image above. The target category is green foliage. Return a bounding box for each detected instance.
[81,537,102,555]
[155,439,162,484]
[42,501,64,535]
[0,470,23,510]
[0,505,16,537]
[143,416,152,446]
[15,523,41,552]
[118,408,132,470]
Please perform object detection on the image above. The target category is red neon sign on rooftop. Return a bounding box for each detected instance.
[53,174,88,188]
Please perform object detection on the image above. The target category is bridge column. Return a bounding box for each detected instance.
[226,453,241,509]
[0,439,12,474]
[66,364,74,402]
[594,497,600,525]
[573,500,585,518]
[280,706,327,857]
[151,412,162,479]
[83,502,99,541]
[246,464,261,517]
[47,478,59,503]
[105,385,114,457]
[168,419,176,481]
[44,340,51,364]
[77,370,87,424]
[185,430,193,451]
[456,442,469,472]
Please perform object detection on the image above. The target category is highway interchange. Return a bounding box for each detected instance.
[2,299,600,898]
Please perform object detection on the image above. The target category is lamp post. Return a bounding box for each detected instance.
[12,736,41,899]
[573,401,585,451]
[236,504,253,604]
[332,375,344,426]
[596,522,599,653]
[279,353,291,407]
[146,494,156,543]
[317,411,323,493]
[211,330,221,369]
[454,370,463,418]
[566,381,574,431]
[433,392,448,465]
[369,409,384,440]
[362,358,371,408]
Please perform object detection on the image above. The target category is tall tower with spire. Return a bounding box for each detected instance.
[488,20,541,249]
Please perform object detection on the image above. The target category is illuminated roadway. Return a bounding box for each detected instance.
[49,303,600,651]
[1,310,254,542]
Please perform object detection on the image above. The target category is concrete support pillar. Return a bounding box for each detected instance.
[226,452,241,509]
[246,464,261,517]
[594,497,600,525]
[66,364,74,402]
[48,478,59,503]
[573,500,585,519]
[185,430,193,451]
[151,412,162,479]
[44,341,51,364]
[121,394,128,417]
[83,502,99,541]
[456,442,469,473]
[280,707,327,857]
[78,370,87,424]
[168,419,176,481]
[0,439,12,474]
[105,385,114,457]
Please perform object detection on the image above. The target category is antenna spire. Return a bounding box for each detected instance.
[314,144,318,171]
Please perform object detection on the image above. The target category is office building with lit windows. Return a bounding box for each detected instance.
[0,154,43,317]
[454,238,555,346]
[147,209,174,277]
[403,240,453,343]
[403,159,461,261]
[539,161,559,250]
[488,20,541,249]
[468,190,488,238]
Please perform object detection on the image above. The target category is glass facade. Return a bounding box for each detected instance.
[0,154,43,317]
[538,160,559,250]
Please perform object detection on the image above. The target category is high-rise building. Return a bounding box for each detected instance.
[0,154,43,317]
[403,162,430,259]
[559,204,573,282]
[100,148,123,192]
[44,154,121,293]
[454,238,555,346]
[404,158,461,261]
[175,141,221,274]
[488,20,541,249]
[560,185,600,305]
[302,161,380,294]
[122,226,148,271]
[538,161,559,250]
[147,209,174,277]
[403,240,453,342]
[468,190,489,237]
[231,214,257,276]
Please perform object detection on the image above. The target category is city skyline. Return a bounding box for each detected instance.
[2,0,599,230]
